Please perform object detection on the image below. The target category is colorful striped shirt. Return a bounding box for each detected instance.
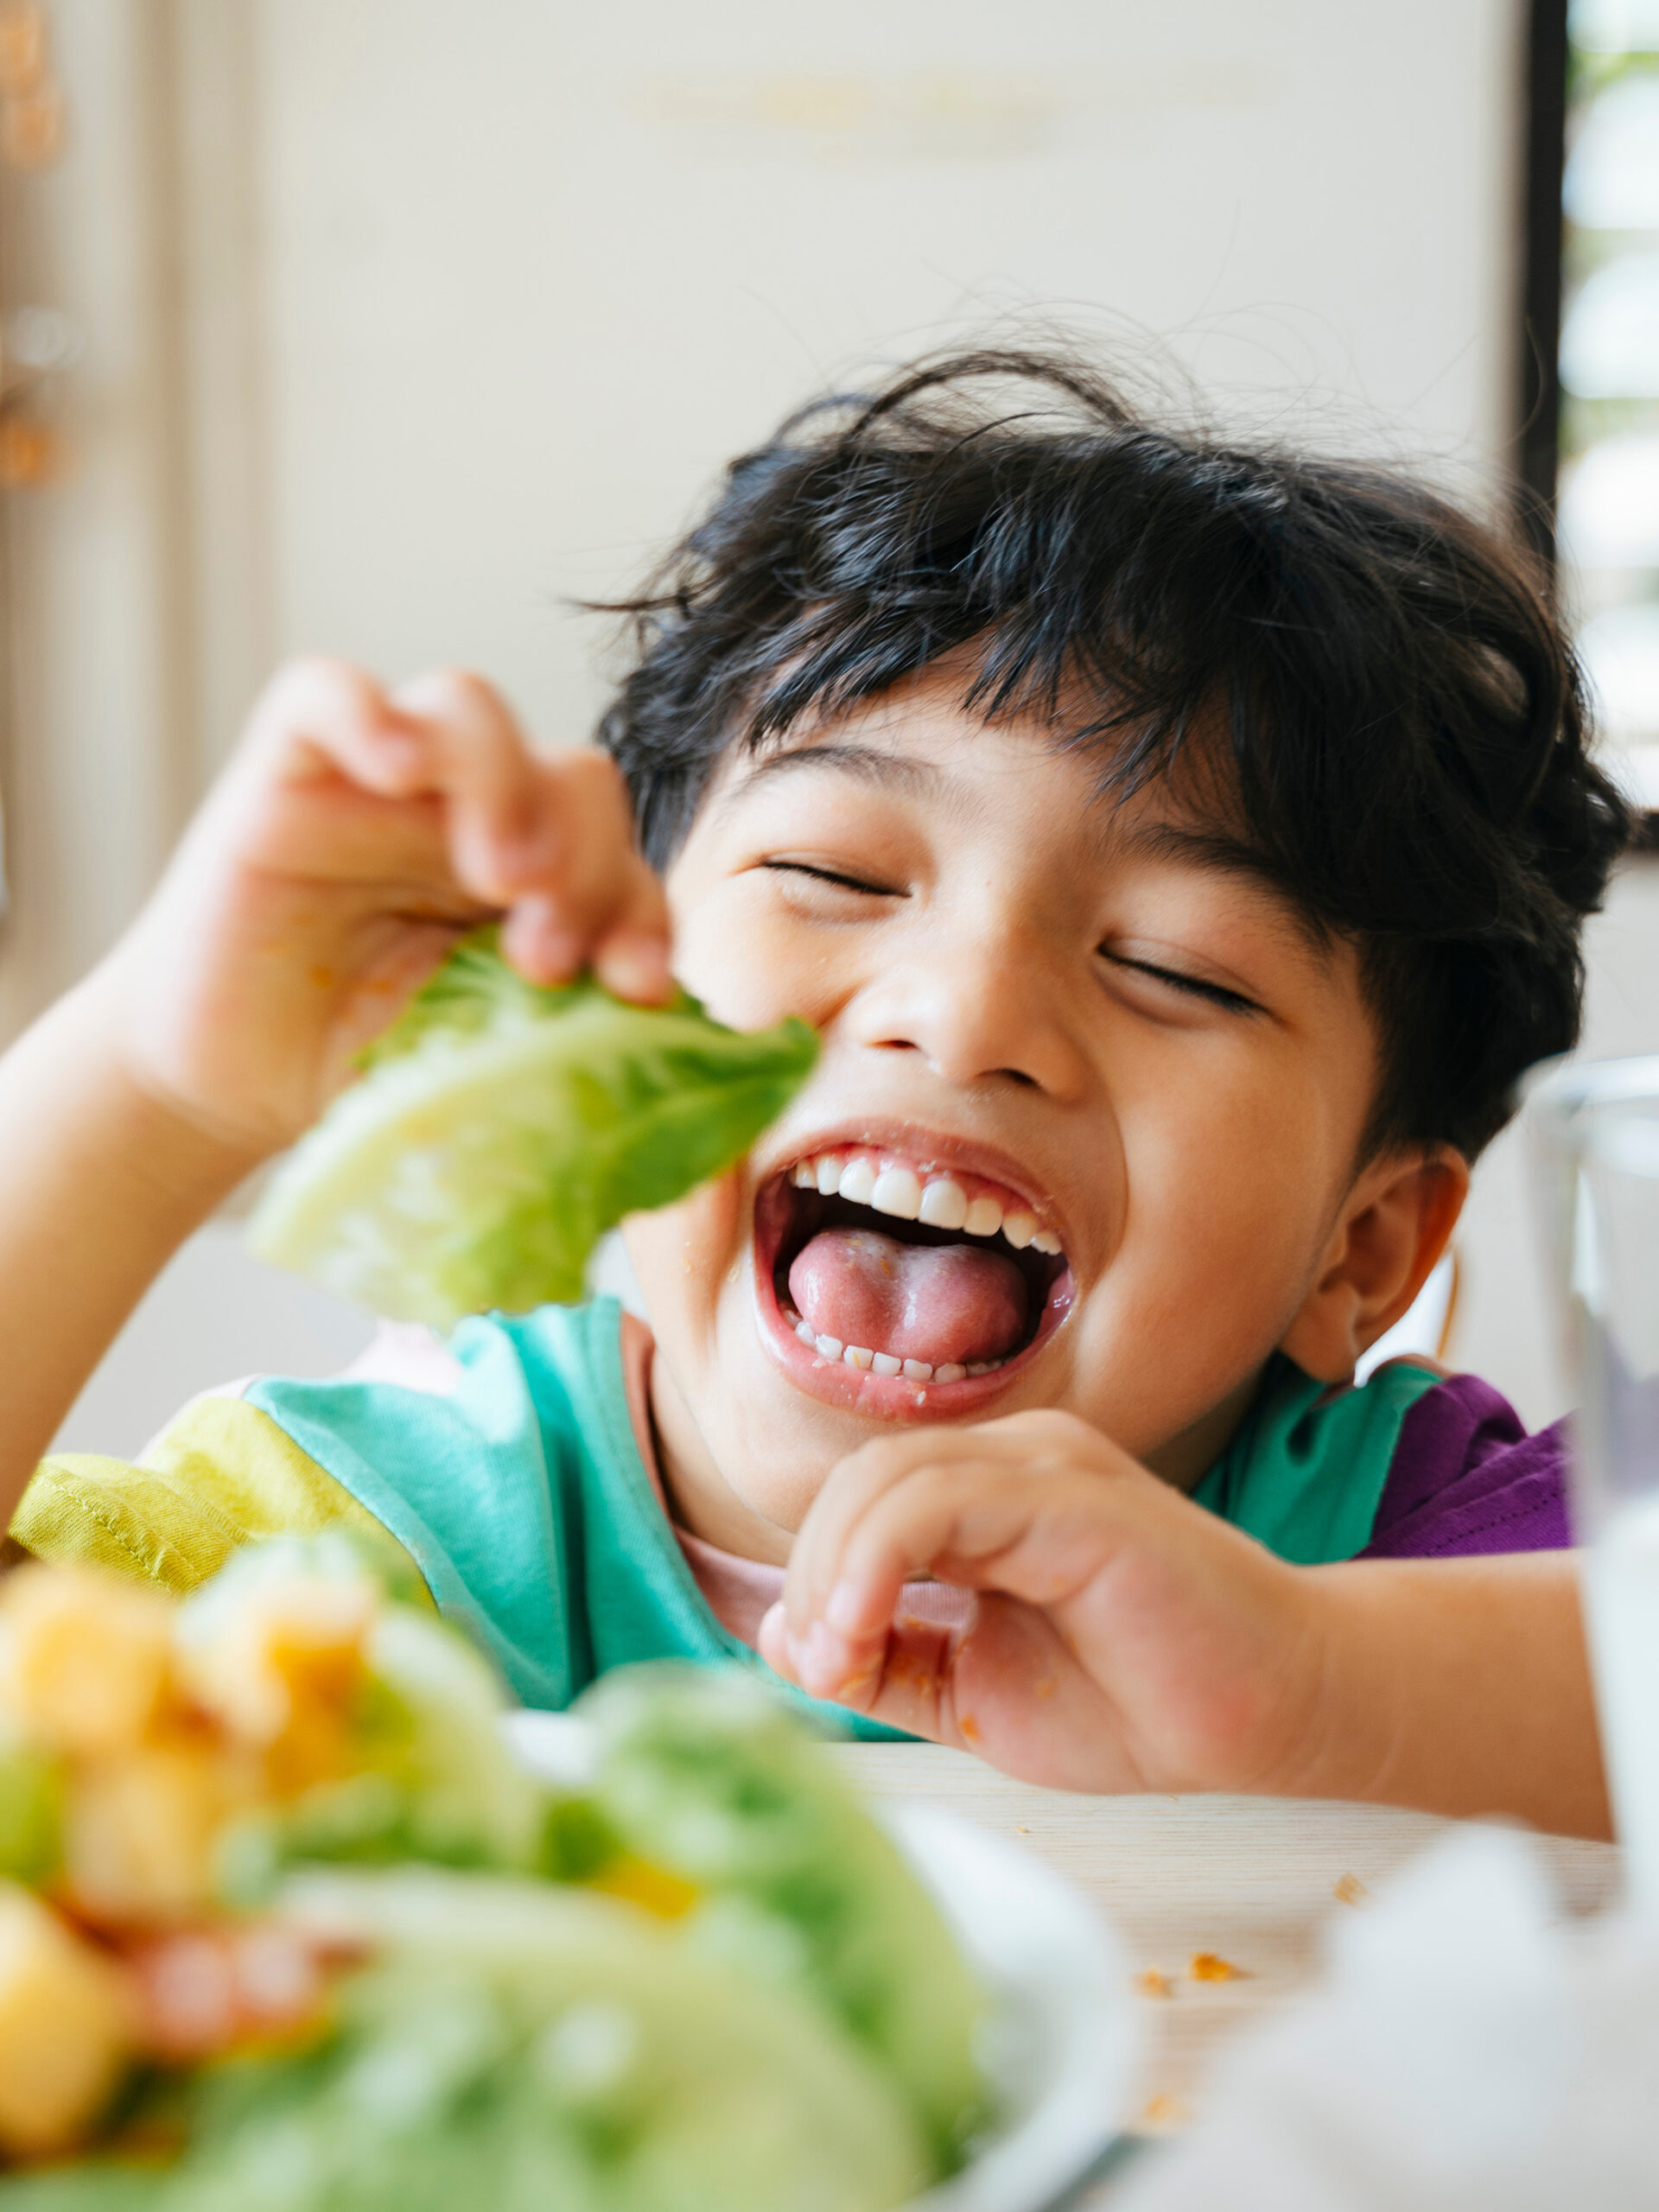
[12,1300,1569,1720]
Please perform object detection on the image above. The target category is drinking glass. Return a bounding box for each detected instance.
[1531,1053,1659,1910]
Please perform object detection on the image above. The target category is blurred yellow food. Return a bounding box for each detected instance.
[0,1880,135,2155]
[0,1564,172,1758]
[62,1740,241,1926]
[174,1573,376,1757]
[591,1853,701,1920]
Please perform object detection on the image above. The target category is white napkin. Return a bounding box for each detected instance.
[1112,1825,1659,2211]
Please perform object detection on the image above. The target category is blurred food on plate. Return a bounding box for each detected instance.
[0,1540,987,2209]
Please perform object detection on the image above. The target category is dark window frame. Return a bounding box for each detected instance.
[1518,0,1569,567]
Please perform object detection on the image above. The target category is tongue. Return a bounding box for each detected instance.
[787,1227,1028,1369]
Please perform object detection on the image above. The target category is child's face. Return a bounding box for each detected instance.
[624,664,1389,1560]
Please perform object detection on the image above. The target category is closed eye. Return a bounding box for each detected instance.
[761,859,904,898]
[1103,951,1262,1015]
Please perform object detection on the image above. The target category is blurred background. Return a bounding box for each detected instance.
[0,0,1651,1452]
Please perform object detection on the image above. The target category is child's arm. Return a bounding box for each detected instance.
[758,1409,1608,1840]
[0,661,669,1520]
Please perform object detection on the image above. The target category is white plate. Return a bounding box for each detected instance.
[505,1710,1135,2212]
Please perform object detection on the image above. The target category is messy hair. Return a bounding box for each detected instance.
[596,349,1630,1160]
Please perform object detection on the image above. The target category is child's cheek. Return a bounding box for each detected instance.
[622,1169,748,1344]
[666,874,826,1037]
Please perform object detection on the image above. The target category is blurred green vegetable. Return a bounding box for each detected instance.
[0,1876,929,2212]
[190,1536,544,1902]
[578,1667,992,2170]
[0,1728,60,1888]
[248,930,817,1327]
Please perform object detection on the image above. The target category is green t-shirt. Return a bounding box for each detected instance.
[1192,1351,1443,1566]
[15,1299,1440,1725]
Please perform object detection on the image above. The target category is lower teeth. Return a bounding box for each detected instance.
[787,1307,1001,1381]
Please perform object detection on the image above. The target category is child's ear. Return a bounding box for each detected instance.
[1279,1149,1470,1385]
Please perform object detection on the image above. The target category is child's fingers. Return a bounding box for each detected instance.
[779,1422,1020,1638]
[760,1592,1121,1784]
[387,682,671,1000]
[777,1454,1014,1700]
[781,1410,1110,1644]
[841,1468,1120,1626]
[385,670,560,895]
[759,1602,962,1731]
[777,1432,944,1643]
[240,660,672,1003]
[780,1457,1116,1704]
[238,660,540,882]
[486,748,671,1000]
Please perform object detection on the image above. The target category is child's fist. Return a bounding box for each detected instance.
[760,1408,1326,1798]
[102,660,671,1160]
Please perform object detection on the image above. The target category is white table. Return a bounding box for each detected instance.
[836,1745,1622,2191]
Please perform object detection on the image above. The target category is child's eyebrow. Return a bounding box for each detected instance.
[722,741,950,810]
[1115,817,1335,956]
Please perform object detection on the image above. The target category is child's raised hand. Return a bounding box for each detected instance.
[103,660,671,1160]
[758,1409,1325,1796]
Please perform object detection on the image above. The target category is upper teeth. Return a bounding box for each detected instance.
[788,1153,1063,1257]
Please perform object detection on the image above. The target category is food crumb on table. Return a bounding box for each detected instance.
[1188,1950,1249,1982]
[1332,1872,1370,1906]
[1133,1968,1173,1999]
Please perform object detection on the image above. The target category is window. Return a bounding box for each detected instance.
[1554,0,1659,801]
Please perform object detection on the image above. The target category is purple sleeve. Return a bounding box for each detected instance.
[1359,1372,1573,1559]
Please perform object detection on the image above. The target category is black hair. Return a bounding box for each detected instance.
[595,348,1631,1160]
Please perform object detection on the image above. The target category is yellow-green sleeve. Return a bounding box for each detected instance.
[10,1393,432,1605]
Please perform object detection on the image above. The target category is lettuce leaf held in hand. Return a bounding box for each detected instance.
[247,931,817,1328]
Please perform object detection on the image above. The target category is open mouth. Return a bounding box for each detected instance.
[753,1142,1073,1407]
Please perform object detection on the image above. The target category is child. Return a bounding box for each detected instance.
[0,352,1626,1837]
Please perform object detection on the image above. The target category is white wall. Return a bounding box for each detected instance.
[0,0,1532,986]
[53,1222,373,1458]
[235,0,1523,760]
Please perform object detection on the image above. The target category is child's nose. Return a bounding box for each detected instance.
[850,938,1090,1097]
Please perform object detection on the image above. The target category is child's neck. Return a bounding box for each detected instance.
[639,1331,798,1565]
[1140,1368,1268,1493]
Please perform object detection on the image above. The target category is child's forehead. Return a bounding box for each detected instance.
[719,670,1108,816]
[727,678,1281,862]
[728,655,1187,802]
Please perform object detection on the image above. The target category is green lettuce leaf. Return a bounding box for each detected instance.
[247,931,817,1327]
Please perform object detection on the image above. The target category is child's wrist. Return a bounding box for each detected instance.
[1253,1557,1609,1834]
[48,969,270,1214]
[1251,1565,1394,1805]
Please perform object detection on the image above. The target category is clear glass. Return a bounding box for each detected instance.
[1531,1053,1659,1908]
